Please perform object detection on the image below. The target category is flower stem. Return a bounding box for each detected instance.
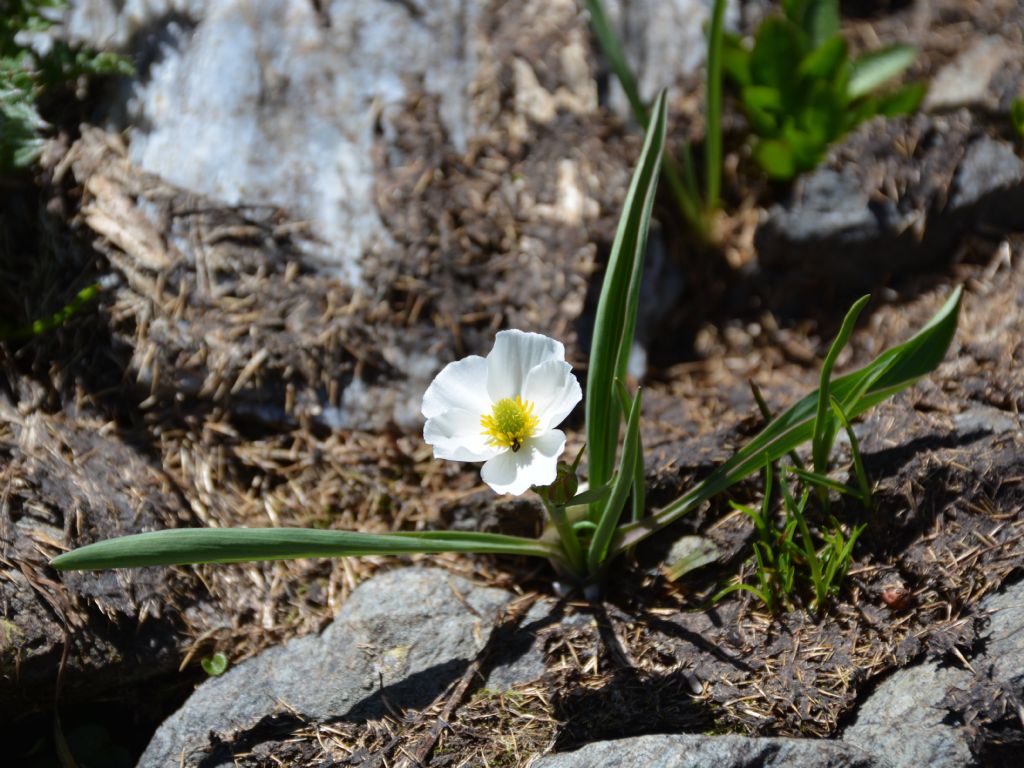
[539,493,587,579]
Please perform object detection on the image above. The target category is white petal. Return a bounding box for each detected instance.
[486,330,565,402]
[522,359,582,431]
[480,429,566,495]
[424,408,501,462]
[422,355,490,419]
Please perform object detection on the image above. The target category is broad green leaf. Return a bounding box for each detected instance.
[721,34,752,87]
[876,81,926,117]
[782,126,827,173]
[50,527,562,571]
[585,91,666,494]
[782,0,839,45]
[753,138,797,179]
[805,77,848,137]
[663,535,720,582]
[845,93,881,131]
[803,0,840,48]
[751,17,805,94]
[611,287,962,555]
[743,95,782,137]
[798,34,847,81]
[848,45,916,100]
[742,85,784,113]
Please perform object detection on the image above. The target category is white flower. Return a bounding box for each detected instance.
[422,330,582,496]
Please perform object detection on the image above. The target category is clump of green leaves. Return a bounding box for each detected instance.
[717,296,879,613]
[0,0,132,171]
[720,463,864,614]
[723,0,924,179]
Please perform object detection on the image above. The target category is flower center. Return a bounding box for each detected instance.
[480,396,539,452]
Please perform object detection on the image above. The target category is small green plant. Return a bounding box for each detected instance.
[1010,98,1024,141]
[0,0,132,171]
[717,295,878,612]
[0,275,116,341]
[201,651,229,677]
[585,0,727,242]
[721,463,864,614]
[723,0,924,179]
[50,92,961,605]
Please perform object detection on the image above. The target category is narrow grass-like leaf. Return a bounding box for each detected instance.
[610,287,961,556]
[588,387,642,574]
[585,0,707,238]
[50,528,563,571]
[830,395,872,507]
[567,484,612,507]
[585,91,666,496]
[786,466,860,498]
[705,0,727,210]
[813,294,870,476]
[613,380,646,523]
[584,0,646,126]
[847,45,916,100]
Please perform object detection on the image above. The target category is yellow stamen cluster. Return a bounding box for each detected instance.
[480,396,539,452]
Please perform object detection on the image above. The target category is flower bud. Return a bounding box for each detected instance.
[544,461,579,507]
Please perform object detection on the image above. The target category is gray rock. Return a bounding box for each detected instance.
[948,136,1024,227]
[755,113,1024,302]
[843,663,974,768]
[924,37,1016,112]
[534,733,888,768]
[139,567,548,767]
[843,580,1024,768]
[951,405,1021,438]
[62,0,484,283]
[758,167,878,244]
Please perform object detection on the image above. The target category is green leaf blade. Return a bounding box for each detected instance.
[51,528,561,571]
[847,45,916,100]
[611,287,962,555]
[585,90,667,494]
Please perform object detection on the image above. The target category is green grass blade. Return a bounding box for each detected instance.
[705,0,727,211]
[50,528,562,571]
[613,380,647,524]
[830,395,872,507]
[813,295,870,475]
[610,287,961,555]
[786,466,860,498]
[585,91,667,494]
[588,387,643,574]
[585,0,647,126]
